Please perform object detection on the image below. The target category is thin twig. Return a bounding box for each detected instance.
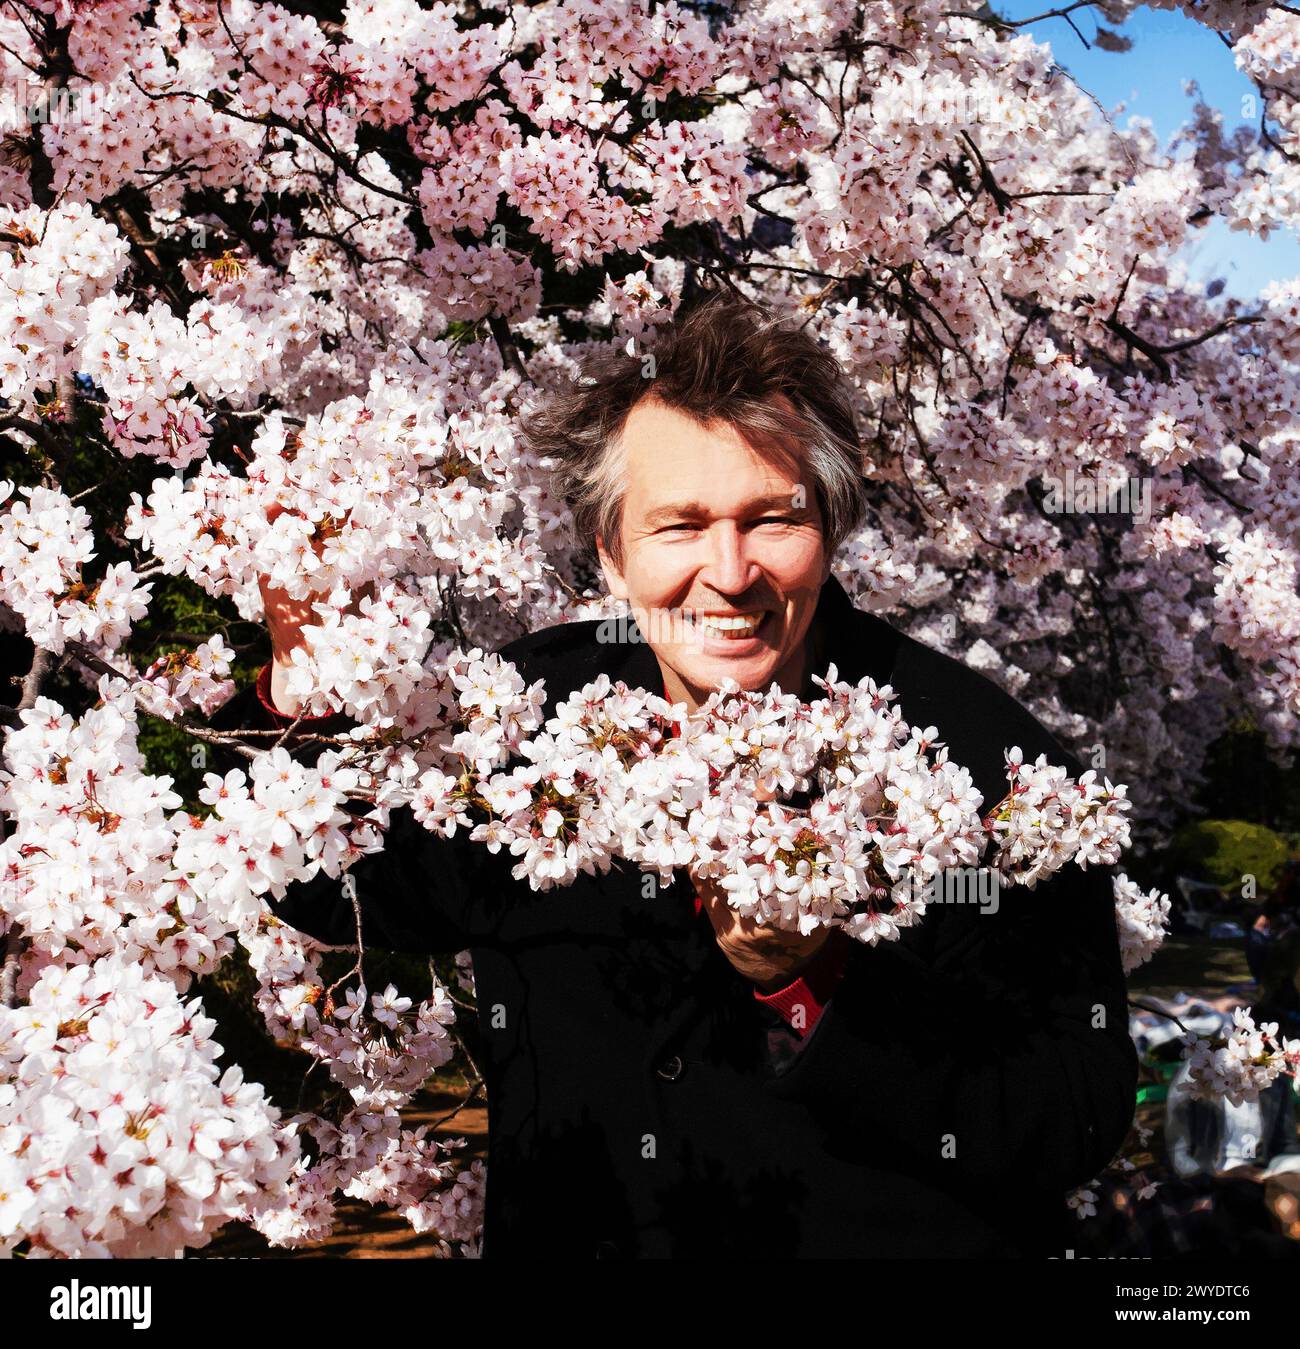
[1128,998,1192,1036]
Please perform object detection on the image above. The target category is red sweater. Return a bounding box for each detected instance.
[255,662,850,1037]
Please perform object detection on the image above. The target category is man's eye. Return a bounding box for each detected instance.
[754,516,798,526]
[659,523,701,533]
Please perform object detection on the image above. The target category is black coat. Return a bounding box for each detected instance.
[210,574,1138,1258]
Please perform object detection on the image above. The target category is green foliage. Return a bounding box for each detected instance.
[1167,818,1296,898]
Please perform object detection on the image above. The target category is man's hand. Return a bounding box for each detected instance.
[693,873,833,992]
[259,570,338,717]
[257,504,370,716]
[690,783,834,991]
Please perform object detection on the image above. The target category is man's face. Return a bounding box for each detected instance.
[596,395,830,710]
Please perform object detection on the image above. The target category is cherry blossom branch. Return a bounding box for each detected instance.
[17,644,55,711]
[951,1,1101,48]
[53,638,355,759]
[958,129,1014,214]
[1128,998,1191,1035]
[0,930,23,1009]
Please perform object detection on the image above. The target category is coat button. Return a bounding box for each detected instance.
[656,1054,684,1081]
[595,1240,621,1258]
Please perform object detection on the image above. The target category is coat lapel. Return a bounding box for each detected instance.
[802,572,903,696]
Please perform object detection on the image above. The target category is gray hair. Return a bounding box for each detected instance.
[516,287,870,571]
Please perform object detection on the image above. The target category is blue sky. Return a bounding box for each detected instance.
[992,1,1299,299]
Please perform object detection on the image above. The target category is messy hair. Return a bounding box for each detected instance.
[516,287,870,570]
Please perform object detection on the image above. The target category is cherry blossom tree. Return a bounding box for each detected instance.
[1,0,1298,1257]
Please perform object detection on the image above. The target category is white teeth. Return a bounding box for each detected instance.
[684,612,765,637]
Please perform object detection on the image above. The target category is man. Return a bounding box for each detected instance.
[212,289,1138,1258]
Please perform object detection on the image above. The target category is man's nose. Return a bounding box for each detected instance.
[697,522,762,595]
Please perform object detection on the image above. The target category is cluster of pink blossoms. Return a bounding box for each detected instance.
[0,483,151,655]
[351,653,1133,946]
[0,955,299,1258]
[131,636,237,721]
[1,0,1298,1258]
[1183,1007,1300,1109]
[0,678,487,1255]
[0,200,127,404]
[79,293,287,467]
[1111,874,1174,977]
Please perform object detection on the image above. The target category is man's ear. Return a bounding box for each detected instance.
[595,533,629,601]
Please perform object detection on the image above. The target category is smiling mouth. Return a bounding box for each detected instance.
[680,610,770,640]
